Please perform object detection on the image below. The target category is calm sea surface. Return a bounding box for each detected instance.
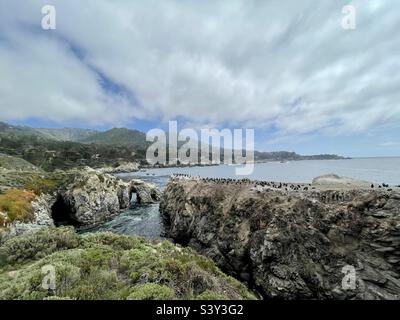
[83,158,400,238]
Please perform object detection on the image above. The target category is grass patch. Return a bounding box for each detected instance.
[0,155,40,171]
[0,169,75,195]
[24,170,76,196]
[0,171,43,189]
[0,189,36,227]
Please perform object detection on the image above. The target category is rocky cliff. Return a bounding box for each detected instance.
[96,162,140,174]
[0,167,161,241]
[160,175,400,300]
[51,167,161,227]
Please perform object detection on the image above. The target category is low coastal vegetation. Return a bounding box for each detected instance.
[0,189,36,227]
[24,172,76,196]
[0,227,256,300]
[0,155,71,192]
[0,155,41,171]
[0,160,77,197]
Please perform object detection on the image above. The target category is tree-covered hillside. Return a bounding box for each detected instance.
[81,128,149,150]
[0,135,146,171]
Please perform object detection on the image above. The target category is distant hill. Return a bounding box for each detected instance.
[254,151,346,161]
[81,128,149,150]
[0,134,145,171]
[0,122,98,142]
[0,154,42,171]
[0,122,44,138]
[35,128,98,142]
[0,122,346,170]
[0,123,149,171]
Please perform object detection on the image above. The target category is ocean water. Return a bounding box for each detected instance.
[128,157,400,185]
[84,158,400,238]
[81,204,163,239]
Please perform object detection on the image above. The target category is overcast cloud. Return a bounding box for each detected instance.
[0,0,399,154]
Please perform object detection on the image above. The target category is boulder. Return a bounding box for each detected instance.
[312,174,372,188]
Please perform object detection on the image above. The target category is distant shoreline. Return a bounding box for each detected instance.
[141,157,350,169]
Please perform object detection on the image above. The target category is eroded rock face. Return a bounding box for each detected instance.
[0,168,161,242]
[96,162,140,174]
[160,177,400,300]
[129,179,161,204]
[59,167,160,227]
[59,168,130,226]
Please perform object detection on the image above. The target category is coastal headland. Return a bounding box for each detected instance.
[161,174,400,299]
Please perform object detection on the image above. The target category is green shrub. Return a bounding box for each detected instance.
[196,290,229,300]
[82,231,145,251]
[24,172,73,195]
[0,227,80,266]
[25,178,59,195]
[0,229,256,300]
[127,283,176,300]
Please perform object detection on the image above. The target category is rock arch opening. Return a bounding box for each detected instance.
[129,188,141,206]
[150,191,158,202]
[51,195,80,227]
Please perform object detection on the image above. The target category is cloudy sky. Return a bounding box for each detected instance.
[0,0,399,157]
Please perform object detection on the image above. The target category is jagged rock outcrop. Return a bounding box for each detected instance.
[57,167,160,227]
[129,178,161,204]
[58,168,131,226]
[0,168,161,240]
[96,162,140,174]
[160,176,400,300]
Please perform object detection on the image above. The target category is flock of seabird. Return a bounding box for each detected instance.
[172,174,314,191]
[171,174,397,192]
[370,183,393,191]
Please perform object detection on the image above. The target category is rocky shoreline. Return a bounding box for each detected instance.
[0,166,257,300]
[1,162,400,300]
[0,167,160,242]
[160,174,400,299]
